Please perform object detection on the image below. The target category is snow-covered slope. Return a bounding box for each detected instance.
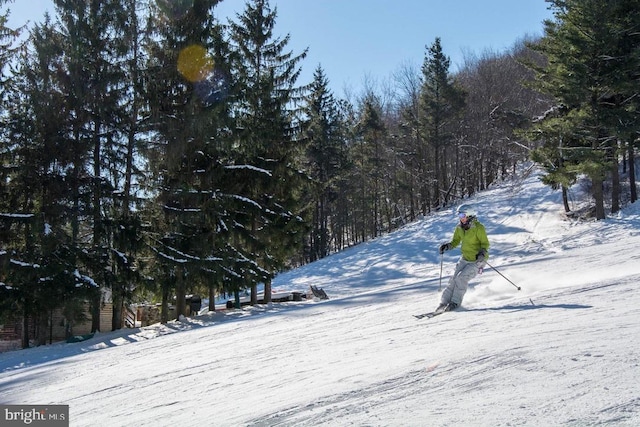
[1,166,639,426]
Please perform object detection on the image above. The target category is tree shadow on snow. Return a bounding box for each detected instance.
[467,303,592,313]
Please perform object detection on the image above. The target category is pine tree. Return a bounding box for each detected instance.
[105,0,147,330]
[601,0,640,206]
[228,0,308,304]
[332,98,358,251]
[0,0,24,217]
[528,106,579,213]
[529,0,640,219]
[45,0,144,332]
[419,37,465,210]
[1,15,97,346]
[354,95,387,240]
[301,65,348,261]
[145,0,232,319]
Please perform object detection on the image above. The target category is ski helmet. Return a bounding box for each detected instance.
[456,204,476,218]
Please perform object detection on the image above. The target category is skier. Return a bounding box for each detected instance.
[437,204,490,312]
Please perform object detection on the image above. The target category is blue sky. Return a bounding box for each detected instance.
[7,0,554,96]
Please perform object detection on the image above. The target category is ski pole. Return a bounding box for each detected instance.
[438,252,444,292]
[485,261,521,291]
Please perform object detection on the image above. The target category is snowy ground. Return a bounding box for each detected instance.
[1,165,640,426]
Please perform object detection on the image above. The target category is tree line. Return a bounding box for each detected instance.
[0,0,637,348]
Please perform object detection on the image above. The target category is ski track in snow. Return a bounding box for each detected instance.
[242,279,640,427]
[1,165,640,426]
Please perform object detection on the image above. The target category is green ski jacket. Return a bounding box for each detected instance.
[450,218,490,262]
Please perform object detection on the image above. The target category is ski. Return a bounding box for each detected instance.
[414,310,445,320]
[414,304,456,319]
[413,311,444,319]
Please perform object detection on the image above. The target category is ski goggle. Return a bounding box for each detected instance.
[458,212,467,219]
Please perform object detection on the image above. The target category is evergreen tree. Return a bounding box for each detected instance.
[227,0,308,304]
[105,0,148,330]
[601,0,640,206]
[301,65,348,261]
[0,0,23,88]
[528,106,579,213]
[529,0,640,219]
[353,95,387,240]
[419,37,465,210]
[1,16,96,346]
[332,98,358,251]
[0,0,24,218]
[45,0,144,331]
[145,0,232,319]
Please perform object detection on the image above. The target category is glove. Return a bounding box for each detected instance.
[439,243,451,254]
[476,249,487,268]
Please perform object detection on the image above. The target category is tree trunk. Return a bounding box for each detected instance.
[36,311,48,347]
[112,289,123,331]
[629,141,637,203]
[234,289,241,309]
[22,305,30,349]
[611,152,620,214]
[208,286,216,312]
[175,273,186,319]
[263,278,272,304]
[161,284,169,324]
[562,186,570,213]
[90,288,101,333]
[250,284,258,305]
[593,175,605,220]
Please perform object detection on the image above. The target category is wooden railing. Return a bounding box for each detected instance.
[124,305,137,328]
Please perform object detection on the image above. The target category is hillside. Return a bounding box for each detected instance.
[1,165,639,426]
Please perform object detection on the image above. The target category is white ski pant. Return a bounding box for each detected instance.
[440,258,478,306]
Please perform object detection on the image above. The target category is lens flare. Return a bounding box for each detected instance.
[194,69,230,106]
[177,45,214,83]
